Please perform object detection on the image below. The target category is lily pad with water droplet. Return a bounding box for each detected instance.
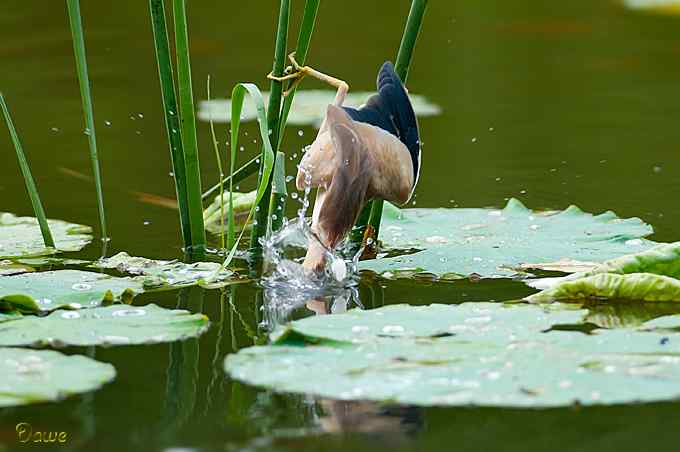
[0,304,209,347]
[359,199,657,279]
[0,270,143,313]
[0,260,34,276]
[0,212,92,259]
[198,90,441,127]
[92,252,235,289]
[0,347,115,407]
[226,302,680,407]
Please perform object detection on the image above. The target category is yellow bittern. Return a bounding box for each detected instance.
[270,54,421,272]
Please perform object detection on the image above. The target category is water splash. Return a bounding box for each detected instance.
[259,165,362,331]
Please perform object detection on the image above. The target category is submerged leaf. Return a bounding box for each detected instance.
[226,302,680,407]
[93,252,235,289]
[0,304,209,347]
[202,190,256,235]
[0,212,92,259]
[0,347,115,407]
[0,270,142,313]
[198,90,441,126]
[359,199,656,279]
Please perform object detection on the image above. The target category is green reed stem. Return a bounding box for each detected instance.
[0,93,55,248]
[201,156,259,202]
[172,0,206,258]
[207,75,226,251]
[66,0,108,245]
[361,0,428,248]
[277,0,320,148]
[249,0,290,254]
[269,152,287,232]
[149,0,192,248]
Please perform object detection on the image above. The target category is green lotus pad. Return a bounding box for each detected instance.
[198,90,441,126]
[0,304,210,347]
[225,302,680,408]
[0,212,92,259]
[93,252,235,289]
[358,199,657,279]
[526,242,680,303]
[0,270,143,313]
[0,347,115,407]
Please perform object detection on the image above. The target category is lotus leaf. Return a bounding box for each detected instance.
[359,199,656,279]
[198,90,441,126]
[0,304,209,347]
[0,347,115,407]
[93,252,234,289]
[0,270,142,313]
[226,302,680,407]
[0,212,92,259]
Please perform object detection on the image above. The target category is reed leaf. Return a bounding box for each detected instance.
[66,0,108,246]
[172,0,206,257]
[149,0,192,247]
[0,93,55,248]
[220,83,275,268]
[249,0,291,253]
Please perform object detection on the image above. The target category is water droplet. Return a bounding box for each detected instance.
[61,311,80,319]
[352,325,369,333]
[239,146,244,151]
[520,189,527,194]
[297,130,304,136]
[169,172,174,177]
[143,220,151,226]
[112,308,146,317]
[285,175,294,182]
[83,128,91,136]
[71,283,92,291]
[50,127,60,133]
[291,193,299,200]
[105,120,112,126]
[471,137,477,143]
[169,110,175,115]
[653,165,662,173]
[137,113,144,119]
[382,325,405,333]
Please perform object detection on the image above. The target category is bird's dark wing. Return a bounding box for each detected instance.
[342,61,421,187]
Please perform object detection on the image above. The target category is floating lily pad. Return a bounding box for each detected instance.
[0,347,115,407]
[526,273,680,304]
[358,199,656,279]
[526,242,680,303]
[226,302,680,407]
[0,270,142,313]
[198,90,441,126]
[0,304,210,347]
[93,252,234,289]
[0,212,92,259]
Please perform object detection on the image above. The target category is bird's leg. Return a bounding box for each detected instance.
[287,53,349,106]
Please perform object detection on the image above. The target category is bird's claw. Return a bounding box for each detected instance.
[265,52,310,96]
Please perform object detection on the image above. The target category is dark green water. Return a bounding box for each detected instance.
[2,1,680,451]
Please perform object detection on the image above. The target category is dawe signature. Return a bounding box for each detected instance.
[15,422,68,444]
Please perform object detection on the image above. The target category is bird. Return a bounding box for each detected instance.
[270,54,421,273]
